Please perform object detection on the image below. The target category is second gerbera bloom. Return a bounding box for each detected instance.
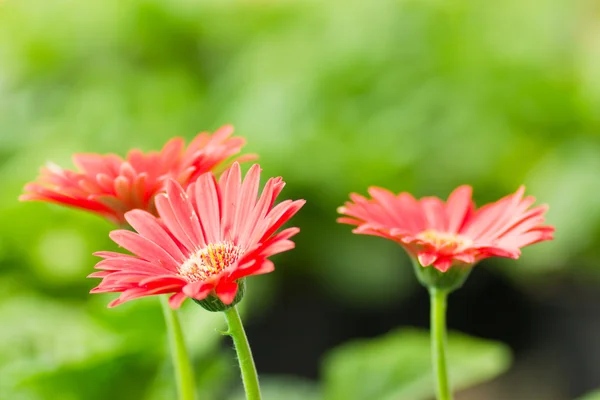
[338,185,554,273]
[90,162,305,309]
[20,125,254,225]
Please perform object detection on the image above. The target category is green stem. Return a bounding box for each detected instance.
[160,296,196,400]
[430,288,452,400]
[223,306,262,400]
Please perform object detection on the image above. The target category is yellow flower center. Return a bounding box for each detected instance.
[416,229,472,253]
[178,242,243,282]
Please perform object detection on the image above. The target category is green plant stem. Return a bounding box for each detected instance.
[160,295,196,400]
[430,288,452,400]
[223,306,262,400]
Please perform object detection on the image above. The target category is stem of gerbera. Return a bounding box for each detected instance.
[160,296,196,400]
[430,288,453,400]
[223,305,262,400]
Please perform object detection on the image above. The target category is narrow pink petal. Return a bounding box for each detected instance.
[259,239,296,257]
[113,176,132,208]
[182,281,213,300]
[252,260,275,275]
[108,285,183,307]
[125,210,187,263]
[494,205,549,239]
[218,162,242,241]
[119,162,138,183]
[210,124,235,142]
[94,250,131,259]
[168,292,188,309]
[215,280,239,305]
[124,209,186,264]
[238,177,285,246]
[165,180,204,247]
[155,193,199,251]
[480,195,538,241]
[73,153,121,176]
[230,259,274,280]
[258,227,301,257]
[232,164,261,242]
[433,258,453,272]
[496,229,553,250]
[138,275,187,288]
[159,138,185,167]
[255,199,306,244]
[109,229,180,270]
[473,244,520,259]
[336,216,363,226]
[421,197,447,232]
[194,172,222,244]
[453,253,476,264]
[367,187,405,227]
[463,186,526,240]
[418,252,437,267]
[94,259,171,275]
[446,185,473,233]
[396,193,427,233]
[88,271,111,278]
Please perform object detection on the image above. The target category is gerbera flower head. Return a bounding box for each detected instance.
[89,162,305,311]
[338,185,554,290]
[20,125,255,225]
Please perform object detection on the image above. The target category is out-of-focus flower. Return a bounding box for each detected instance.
[20,125,255,225]
[338,185,554,273]
[90,163,305,309]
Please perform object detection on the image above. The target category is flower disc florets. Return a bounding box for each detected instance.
[179,242,244,283]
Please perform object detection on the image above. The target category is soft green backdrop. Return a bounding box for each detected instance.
[1,0,599,399]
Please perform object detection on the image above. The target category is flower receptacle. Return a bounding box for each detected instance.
[411,260,472,293]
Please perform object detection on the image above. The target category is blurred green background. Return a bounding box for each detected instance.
[1,0,600,399]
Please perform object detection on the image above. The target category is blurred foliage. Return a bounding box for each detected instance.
[322,328,511,400]
[229,377,321,400]
[1,0,599,398]
[579,390,600,400]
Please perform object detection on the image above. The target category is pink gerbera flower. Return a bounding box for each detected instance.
[338,185,554,273]
[90,163,305,309]
[20,125,255,225]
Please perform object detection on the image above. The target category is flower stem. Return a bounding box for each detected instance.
[430,288,453,400]
[160,296,196,400]
[223,306,262,400]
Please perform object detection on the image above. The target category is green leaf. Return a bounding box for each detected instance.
[228,376,322,400]
[322,328,512,400]
[577,390,600,400]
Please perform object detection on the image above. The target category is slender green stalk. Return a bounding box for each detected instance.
[223,306,262,400]
[430,288,452,400]
[160,296,196,400]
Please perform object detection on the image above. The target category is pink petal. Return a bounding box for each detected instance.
[446,185,473,233]
[124,209,186,265]
[418,252,437,267]
[182,281,213,300]
[109,229,180,270]
[168,292,188,309]
[165,180,204,247]
[215,280,239,305]
[218,162,242,241]
[232,164,261,242]
[420,197,448,232]
[194,172,222,244]
[155,193,198,251]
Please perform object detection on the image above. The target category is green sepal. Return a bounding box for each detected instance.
[411,259,472,292]
[192,278,246,312]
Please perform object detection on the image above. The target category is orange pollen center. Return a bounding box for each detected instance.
[416,229,472,253]
[178,242,243,283]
